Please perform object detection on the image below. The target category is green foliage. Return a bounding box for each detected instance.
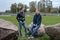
[10,3,17,13]
[51,10,58,13]
[10,3,28,13]
[29,1,36,12]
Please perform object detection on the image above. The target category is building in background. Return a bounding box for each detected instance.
[38,0,52,12]
[45,0,52,8]
[45,0,52,12]
[38,0,45,12]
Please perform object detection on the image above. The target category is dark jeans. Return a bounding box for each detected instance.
[30,24,40,36]
[19,21,27,36]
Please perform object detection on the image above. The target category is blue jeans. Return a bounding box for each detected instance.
[19,21,27,36]
[31,24,40,36]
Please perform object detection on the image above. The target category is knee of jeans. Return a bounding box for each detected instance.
[35,26,40,30]
[30,24,34,28]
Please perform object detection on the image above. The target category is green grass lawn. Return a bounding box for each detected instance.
[0,16,60,40]
[0,16,60,26]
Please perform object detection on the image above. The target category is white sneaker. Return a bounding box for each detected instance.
[28,35,34,39]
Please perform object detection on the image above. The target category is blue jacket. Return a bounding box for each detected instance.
[33,13,42,25]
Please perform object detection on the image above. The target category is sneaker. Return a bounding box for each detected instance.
[28,35,34,39]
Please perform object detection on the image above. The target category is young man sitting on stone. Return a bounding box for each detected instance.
[29,9,42,38]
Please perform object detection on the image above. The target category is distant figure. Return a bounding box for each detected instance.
[29,9,42,38]
[16,7,27,37]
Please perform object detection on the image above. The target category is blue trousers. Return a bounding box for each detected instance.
[30,24,40,36]
[19,21,27,36]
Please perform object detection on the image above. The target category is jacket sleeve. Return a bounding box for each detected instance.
[23,13,25,20]
[37,15,42,25]
[33,15,36,24]
[16,14,19,22]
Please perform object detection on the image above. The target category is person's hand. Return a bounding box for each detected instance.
[22,18,24,20]
[33,24,36,26]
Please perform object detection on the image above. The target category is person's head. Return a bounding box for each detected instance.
[19,7,25,12]
[35,8,40,14]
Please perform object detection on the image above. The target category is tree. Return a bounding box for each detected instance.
[10,3,17,13]
[5,10,11,13]
[38,1,45,12]
[59,6,60,13]
[29,1,36,12]
[47,6,51,12]
[10,3,28,13]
